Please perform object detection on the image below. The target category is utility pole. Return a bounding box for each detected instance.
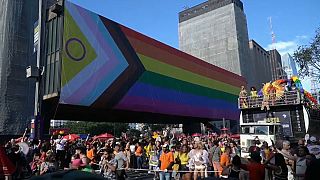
[269,17,276,50]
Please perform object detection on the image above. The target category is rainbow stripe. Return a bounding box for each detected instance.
[59,1,246,121]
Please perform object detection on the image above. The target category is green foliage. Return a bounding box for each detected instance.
[294,27,320,78]
[63,121,129,137]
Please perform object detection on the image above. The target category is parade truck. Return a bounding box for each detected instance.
[238,77,320,157]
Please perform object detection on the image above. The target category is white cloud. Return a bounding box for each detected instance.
[295,35,308,39]
[265,35,308,56]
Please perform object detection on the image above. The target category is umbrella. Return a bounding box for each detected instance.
[63,134,80,141]
[93,133,114,140]
[230,134,240,139]
[192,133,202,137]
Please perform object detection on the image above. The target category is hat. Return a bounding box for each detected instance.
[310,136,317,143]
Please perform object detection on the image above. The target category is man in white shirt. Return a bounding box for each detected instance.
[54,136,67,169]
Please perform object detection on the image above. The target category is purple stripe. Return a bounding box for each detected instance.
[115,96,239,120]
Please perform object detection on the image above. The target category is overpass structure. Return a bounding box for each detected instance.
[41,1,246,125]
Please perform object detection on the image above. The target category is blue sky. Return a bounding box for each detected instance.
[69,0,320,89]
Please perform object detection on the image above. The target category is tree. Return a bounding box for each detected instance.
[293,27,320,79]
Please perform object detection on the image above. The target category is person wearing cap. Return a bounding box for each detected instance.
[307,136,320,159]
[159,144,174,180]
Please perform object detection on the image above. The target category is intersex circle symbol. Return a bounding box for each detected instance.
[65,38,86,61]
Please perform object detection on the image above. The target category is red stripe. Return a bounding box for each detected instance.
[119,25,246,84]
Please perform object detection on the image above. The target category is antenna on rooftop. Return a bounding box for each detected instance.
[269,17,276,50]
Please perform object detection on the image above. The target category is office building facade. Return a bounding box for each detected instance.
[269,49,286,80]
[248,40,272,89]
[281,53,298,78]
[179,0,252,86]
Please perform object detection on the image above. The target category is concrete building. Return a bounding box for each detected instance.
[0,0,57,135]
[269,49,287,80]
[281,53,298,78]
[179,0,253,86]
[248,40,272,89]
[0,0,39,135]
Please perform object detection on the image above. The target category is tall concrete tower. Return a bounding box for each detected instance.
[0,0,38,135]
[179,0,252,86]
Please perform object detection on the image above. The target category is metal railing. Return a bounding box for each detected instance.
[238,91,302,109]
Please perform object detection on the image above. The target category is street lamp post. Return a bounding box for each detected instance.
[27,0,45,140]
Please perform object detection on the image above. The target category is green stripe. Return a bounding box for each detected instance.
[139,71,238,102]
[138,54,240,96]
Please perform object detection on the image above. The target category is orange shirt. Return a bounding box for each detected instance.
[159,152,174,170]
[135,146,143,157]
[220,153,230,167]
[87,149,94,160]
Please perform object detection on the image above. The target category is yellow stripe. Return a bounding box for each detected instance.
[138,54,240,95]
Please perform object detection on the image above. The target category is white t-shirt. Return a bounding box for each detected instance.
[55,139,66,151]
[130,145,136,153]
[308,144,320,159]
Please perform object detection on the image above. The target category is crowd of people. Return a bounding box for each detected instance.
[2,132,320,180]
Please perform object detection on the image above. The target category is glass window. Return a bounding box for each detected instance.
[241,126,269,135]
[52,18,57,52]
[255,126,268,135]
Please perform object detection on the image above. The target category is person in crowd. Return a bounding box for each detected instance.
[265,152,288,180]
[30,152,41,175]
[230,142,239,159]
[241,146,265,180]
[220,146,231,178]
[178,144,191,180]
[114,144,128,180]
[124,142,131,168]
[189,141,209,180]
[307,136,320,159]
[135,142,143,169]
[159,144,174,180]
[148,143,160,179]
[100,151,117,179]
[53,135,67,169]
[280,140,295,180]
[226,155,242,180]
[294,146,309,180]
[210,140,222,178]
[39,150,57,175]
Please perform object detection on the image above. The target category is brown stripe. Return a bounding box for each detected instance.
[91,17,144,109]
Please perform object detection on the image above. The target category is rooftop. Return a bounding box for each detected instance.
[179,0,244,23]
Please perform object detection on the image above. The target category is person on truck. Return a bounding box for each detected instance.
[239,86,248,108]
